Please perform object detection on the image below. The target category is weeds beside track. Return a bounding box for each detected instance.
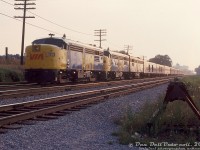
[114,75,200,147]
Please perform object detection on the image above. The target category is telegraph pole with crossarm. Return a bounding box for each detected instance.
[124,45,133,55]
[14,0,36,65]
[94,29,106,48]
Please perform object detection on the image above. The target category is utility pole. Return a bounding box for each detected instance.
[14,0,36,65]
[5,47,8,60]
[143,56,147,76]
[94,29,106,48]
[124,45,133,55]
[124,45,132,73]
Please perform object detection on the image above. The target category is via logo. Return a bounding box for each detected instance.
[30,53,44,60]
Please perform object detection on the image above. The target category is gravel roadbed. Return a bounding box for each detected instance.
[0,84,168,150]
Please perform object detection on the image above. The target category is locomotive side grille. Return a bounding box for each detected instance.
[69,45,83,52]
[85,48,95,54]
[124,57,129,61]
[94,56,100,62]
[111,54,118,59]
[118,56,124,60]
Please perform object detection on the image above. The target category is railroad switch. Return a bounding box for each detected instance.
[147,78,200,136]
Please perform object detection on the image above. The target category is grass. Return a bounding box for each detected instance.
[113,97,164,145]
[182,75,200,102]
[0,64,24,82]
[114,75,200,147]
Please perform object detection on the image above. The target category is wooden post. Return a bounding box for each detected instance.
[5,47,8,60]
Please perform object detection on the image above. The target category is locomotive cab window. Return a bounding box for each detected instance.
[33,38,67,49]
[104,51,111,58]
[63,43,67,49]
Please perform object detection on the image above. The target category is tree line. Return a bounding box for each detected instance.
[0,54,20,64]
[149,54,172,67]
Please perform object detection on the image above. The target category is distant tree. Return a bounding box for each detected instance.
[174,63,180,69]
[149,54,172,67]
[195,66,200,75]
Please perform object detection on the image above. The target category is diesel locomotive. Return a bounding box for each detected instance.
[24,36,181,83]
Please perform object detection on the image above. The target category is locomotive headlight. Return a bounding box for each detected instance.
[32,45,40,52]
[73,71,76,74]
[59,71,62,74]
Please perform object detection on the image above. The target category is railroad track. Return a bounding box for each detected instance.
[0,81,28,85]
[0,78,170,133]
[0,83,38,91]
[0,76,176,100]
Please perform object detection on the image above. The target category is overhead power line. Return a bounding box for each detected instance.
[0,0,93,36]
[0,12,62,35]
[1,0,122,50]
[28,11,93,36]
[1,0,93,36]
[0,0,63,35]
[0,0,12,5]
[0,12,15,19]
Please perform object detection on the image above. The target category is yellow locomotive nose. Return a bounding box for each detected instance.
[25,44,66,70]
[25,44,67,83]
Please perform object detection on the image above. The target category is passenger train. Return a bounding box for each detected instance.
[24,36,182,83]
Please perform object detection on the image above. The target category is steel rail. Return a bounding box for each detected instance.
[0,83,38,90]
[0,79,167,112]
[0,79,169,128]
[0,76,176,100]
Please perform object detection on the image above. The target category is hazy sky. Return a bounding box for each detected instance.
[1,0,200,71]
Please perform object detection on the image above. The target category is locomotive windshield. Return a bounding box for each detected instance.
[33,38,67,49]
[104,51,111,57]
